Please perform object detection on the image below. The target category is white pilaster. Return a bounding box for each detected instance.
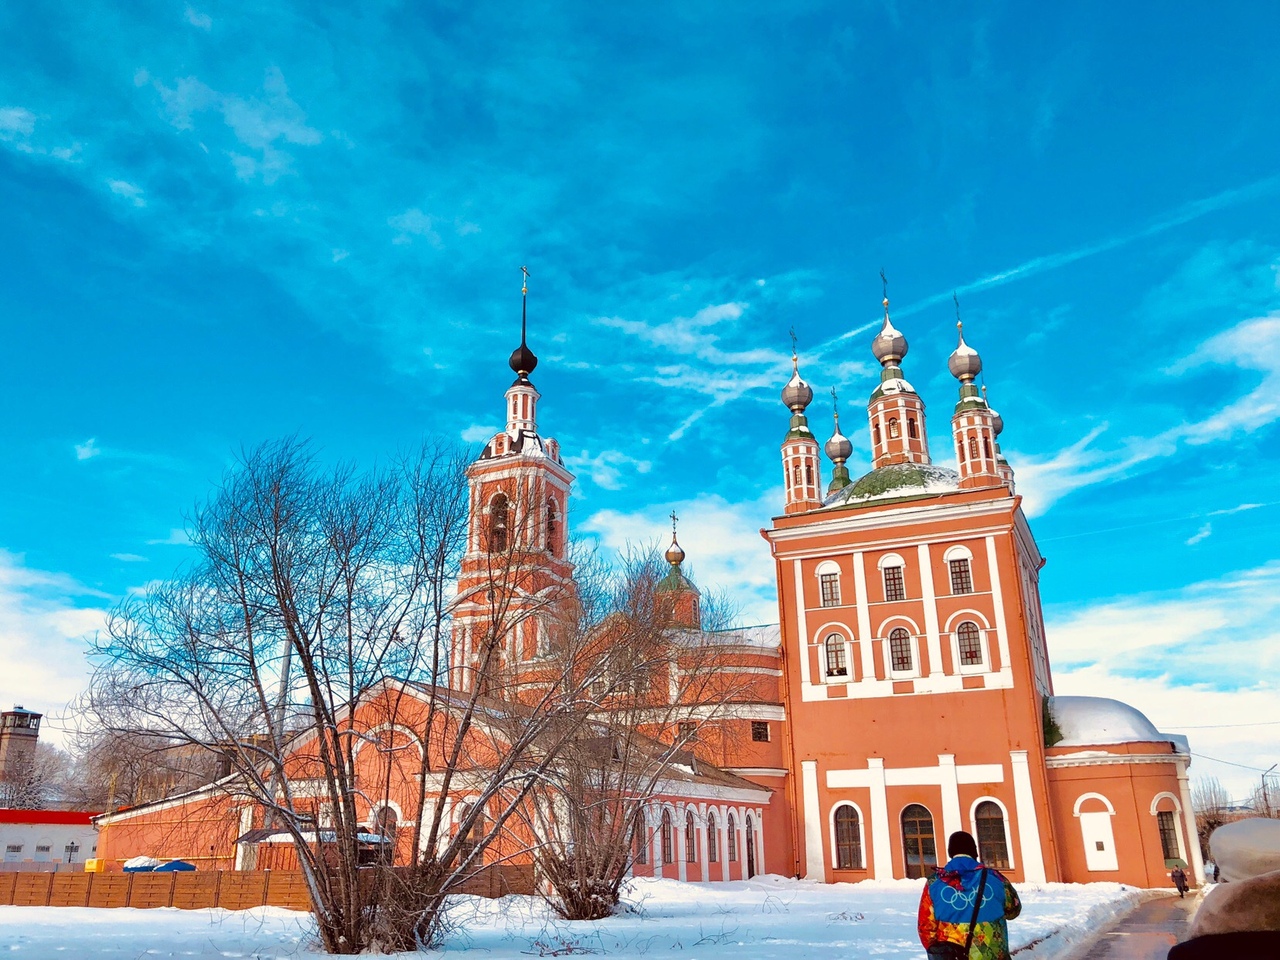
[801,760,825,879]
[1009,751,1047,882]
[867,758,892,880]
[985,536,1012,675]
[853,551,875,680]
[755,809,766,875]
[938,754,962,841]
[1177,761,1206,884]
[719,806,731,881]
[677,805,688,882]
[793,560,811,685]
[697,804,709,882]
[917,543,943,675]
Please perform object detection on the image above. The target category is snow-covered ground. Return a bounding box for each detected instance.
[0,875,1143,959]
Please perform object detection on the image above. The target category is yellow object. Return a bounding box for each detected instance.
[83,858,105,873]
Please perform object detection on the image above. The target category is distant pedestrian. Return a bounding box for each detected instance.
[1212,862,1220,883]
[1171,866,1188,898]
[918,830,1021,960]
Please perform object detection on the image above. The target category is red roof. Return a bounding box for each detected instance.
[0,809,100,825]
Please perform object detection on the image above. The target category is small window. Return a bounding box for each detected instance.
[908,418,918,439]
[819,572,841,607]
[824,634,848,677]
[805,463,814,486]
[751,721,770,742]
[949,558,973,594]
[678,720,696,741]
[834,805,862,869]
[707,812,719,862]
[660,810,674,864]
[958,441,966,462]
[883,565,905,602]
[488,494,510,553]
[968,437,980,459]
[1157,810,1180,860]
[545,499,559,555]
[633,814,648,864]
[727,813,738,862]
[983,438,992,459]
[873,423,882,445]
[975,801,1010,869]
[889,627,913,672]
[685,812,697,862]
[888,418,900,439]
[957,622,983,666]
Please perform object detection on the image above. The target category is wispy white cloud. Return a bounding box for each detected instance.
[107,179,146,207]
[184,5,212,30]
[109,553,148,563]
[146,528,191,546]
[1185,523,1211,546]
[0,106,36,139]
[460,423,498,444]
[74,438,101,461]
[563,449,652,491]
[388,208,442,247]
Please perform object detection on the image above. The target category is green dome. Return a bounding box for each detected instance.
[825,462,959,507]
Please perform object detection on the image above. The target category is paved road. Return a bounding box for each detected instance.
[1076,893,1200,960]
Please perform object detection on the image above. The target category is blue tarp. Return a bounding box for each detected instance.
[154,860,197,872]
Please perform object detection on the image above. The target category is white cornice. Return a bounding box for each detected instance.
[767,498,1017,551]
[1045,752,1182,769]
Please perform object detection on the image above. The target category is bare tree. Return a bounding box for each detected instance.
[1191,776,1232,860]
[0,743,73,809]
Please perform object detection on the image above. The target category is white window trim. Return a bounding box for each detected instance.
[949,617,991,675]
[942,544,974,563]
[969,796,1015,870]
[880,617,922,679]
[817,625,854,682]
[877,552,906,570]
[815,560,843,608]
[1150,792,1186,861]
[1072,792,1116,816]
[829,801,867,870]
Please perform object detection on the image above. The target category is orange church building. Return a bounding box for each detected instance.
[98,283,1201,892]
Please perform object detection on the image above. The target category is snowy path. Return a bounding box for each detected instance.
[0,875,1142,959]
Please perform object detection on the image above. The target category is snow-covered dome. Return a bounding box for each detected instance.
[1047,696,1169,746]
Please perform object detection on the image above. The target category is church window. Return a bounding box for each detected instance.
[958,441,966,462]
[834,805,863,869]
[1157,810,1180,860]
[805,462,814,486]
[957,621,983,666]
[949,558,973,594]
[660,809,674,864]
[707,812,719,862]
[455,803,485,866]
[545,499,559,555]
[968,437,980,459]
[901,804,937,879]
[975,801,1010,869]
[686,811,697,862]
[820,572,840,606]
[983,438,992,459]
[889,627,913,672]
[888,418,900,439]
[824,634,848,677]
[883,565,905,602]
[751,721,770,742]
[488,494,510,553]
[874,423,882,445]
[633,813,648,865]
[727,813,738,861]
[678,720,696,741]
[908,417,918,439]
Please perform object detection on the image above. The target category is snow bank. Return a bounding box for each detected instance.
[0,875,1141,959]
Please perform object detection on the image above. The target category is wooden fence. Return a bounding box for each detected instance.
[0,864,534,911]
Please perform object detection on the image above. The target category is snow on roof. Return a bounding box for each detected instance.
[675,624,780,649]
[1048,696,1180,747]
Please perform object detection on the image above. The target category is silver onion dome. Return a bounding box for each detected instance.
[825,424,852,462]
[947,322,982,381]
[871,303,908,365]
[990,407,1005,436]
[781,356,814,411]
[665,538,686,566]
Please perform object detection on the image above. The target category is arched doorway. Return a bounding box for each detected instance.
[901,804,937,878]
[745,814,756,878]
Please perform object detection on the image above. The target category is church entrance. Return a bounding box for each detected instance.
[901,804,938,879]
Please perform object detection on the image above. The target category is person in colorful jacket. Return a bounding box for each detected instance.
[918,831,1022,960]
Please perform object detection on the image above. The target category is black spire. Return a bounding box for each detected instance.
[508,265,538,380]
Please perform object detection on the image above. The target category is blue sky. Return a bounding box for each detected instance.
[1,1,1278,798]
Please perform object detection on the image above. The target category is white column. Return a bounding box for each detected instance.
[793,560,811,685]
[677,806,688,882]
[853,552,875,680]
[1177,761,1206,884]
[719,807,731,881]
[755,808,766,875]
[867,758,893,880]
[801,760,825,879]
[651,814,663,878]
[697,804,710,882]
[1009,751,1047,881]
[985,537,1013,675]
[938,754,962,842]
[917,543,943,675]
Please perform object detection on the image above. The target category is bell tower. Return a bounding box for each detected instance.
[867,277,931,468]
[947,314,1003,490]
[780,345,822,514]
[450,268,575,697]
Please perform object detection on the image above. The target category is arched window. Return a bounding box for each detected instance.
[545,499,559,555]
[834,805,863,869]
[957,622,983,666]
[874,423,882,445]
[746,813,757,877]
[974,801,1009,868]
[660,809,673,864]
[824,634,848,678]
[488,494,509,553]
[883,564,905,602]
[958,441,966,462]
[805,462,814,486]
[949,558,973,594]
[901,804,937,879]
[968,437,979,459]
[888,418,900,439]
[727,812,738,862]
[907,417,918,439]
[889,627,913,672]
[633,811,648,864]
[983,438,992,459]
[455,803,485,865]
[707,812,719,863]
[685,811,697,862]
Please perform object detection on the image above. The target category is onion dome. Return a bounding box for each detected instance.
[825,422,852,462]
[871,298,908,365]
[665,537,686,566]
[781,354,814,412]
[509,267,538,379]
[947,322,982,381]
[990,408,1005,436]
